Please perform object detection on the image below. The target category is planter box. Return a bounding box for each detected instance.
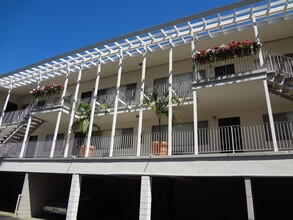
[151,141,168,155]
[79,145,95,157]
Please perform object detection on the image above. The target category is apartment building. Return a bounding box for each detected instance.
[0,0,293,219]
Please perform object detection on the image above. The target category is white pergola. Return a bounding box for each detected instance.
[0,0,292,89]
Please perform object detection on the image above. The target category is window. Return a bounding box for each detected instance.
[215,64,235,77]
[125,83,137,102]
[81,91,92,104]
[263,112,293,141]
[97,87,115,107]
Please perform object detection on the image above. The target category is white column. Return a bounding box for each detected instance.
[64,65,83,157]
[139,176,152,220]
[19,73,43,158]
[191,36,199,155]
[168,42,173,156]
[85,62,101,157]
[252,15,264,67]
[109,52,123,157]
[19,116,32,158]
[137,49,147,156]
[66,174,82,220]
[0,84,12,127]
[50,71,70,158]
[263,80,278,151]
[245,177,255,220]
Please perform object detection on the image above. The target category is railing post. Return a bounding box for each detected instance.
[110,51,123,157]
[85,61,102,157]
[263,80,278,151]
[168,40,173,156]
[231,126,235,153]
[137,47,147,156]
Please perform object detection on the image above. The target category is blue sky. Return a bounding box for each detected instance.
[0,0,237,75]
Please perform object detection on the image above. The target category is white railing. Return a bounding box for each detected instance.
[264,51,293,78]
[118,89,140,107]
[196,54,260,79]
[0,142,22,158]
[113,134,138,156]
[275,121,293,150]
[198,124,274,153]
[2,121,292,159]
[33,94,71,110]
[145,80,193,100]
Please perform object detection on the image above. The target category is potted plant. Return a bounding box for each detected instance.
[142,90,181,155]
[72,101,104,157]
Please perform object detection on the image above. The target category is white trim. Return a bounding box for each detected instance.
[1,0,292,89]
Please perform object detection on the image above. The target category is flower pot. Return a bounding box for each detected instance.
[79,145,95,157]
[151,141,168,155]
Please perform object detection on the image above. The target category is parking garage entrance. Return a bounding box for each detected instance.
[151,177,248,220]
[78,175,140,220]
[0,172,25,213]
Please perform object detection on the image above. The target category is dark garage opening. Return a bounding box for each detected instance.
[78,175,141,220]
[0,172,25,213]
[28,173,71,220]
[252,177,293,220]
[151,177,248,220]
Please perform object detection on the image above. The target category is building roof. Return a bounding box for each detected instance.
[0,0,292,89]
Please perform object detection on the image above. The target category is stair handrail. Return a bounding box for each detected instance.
[263,50,293,78]
[0,104,33,142]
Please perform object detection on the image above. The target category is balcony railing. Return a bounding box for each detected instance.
[32,94,71,110]
[196,54,261,80]
[263,51,293,78]
[145,80,193,99]
[1,122,292,159]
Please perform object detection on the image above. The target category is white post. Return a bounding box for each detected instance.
[263,80,278,151]
[0,83,13,127]
[252,15,264,67]
[49,70,70,158]
[19,73,42,158]
[64,65,83,157]
[66,174,82,220]
[191,35,199,155]
[139,176,152,220]
[245,177,255,220]
[85,62,101,157]
[137,49,147,156]
[109,52,123,157]
[168,41,173,156]
[19,116,32,158]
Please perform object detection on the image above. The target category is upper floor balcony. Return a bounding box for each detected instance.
[1,120,292,159]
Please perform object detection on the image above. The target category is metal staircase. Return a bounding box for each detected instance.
[264,51,293,101]
[0,105,44,144]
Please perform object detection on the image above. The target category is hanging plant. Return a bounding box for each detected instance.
[192,39,261,65]
[30,84,64,100]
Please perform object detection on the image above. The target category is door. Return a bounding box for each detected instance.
[218,117,242,152]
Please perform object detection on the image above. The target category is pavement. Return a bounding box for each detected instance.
[0,212,19,220]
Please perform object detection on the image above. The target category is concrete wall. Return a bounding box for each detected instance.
[17,173,71,219]
[1,153,293,177]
